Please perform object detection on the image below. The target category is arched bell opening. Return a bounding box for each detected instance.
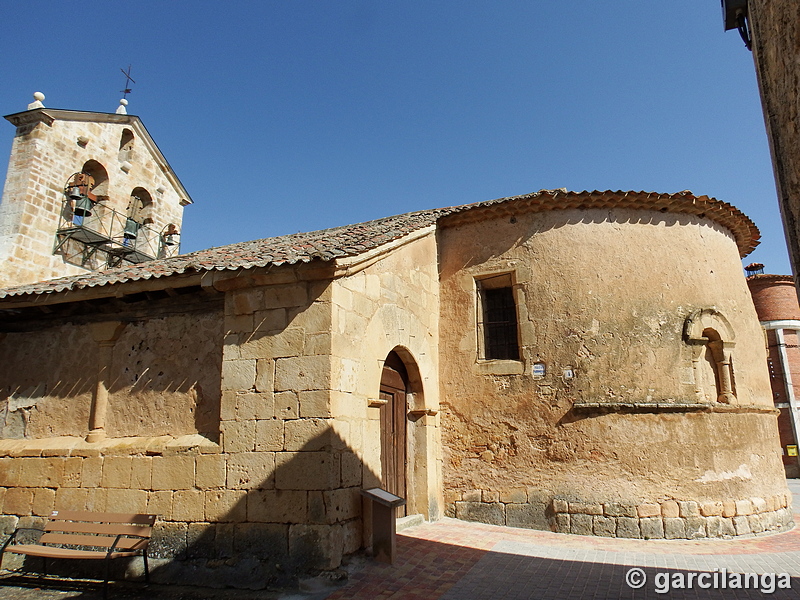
[118,128,135,162]
[125,187,154,242]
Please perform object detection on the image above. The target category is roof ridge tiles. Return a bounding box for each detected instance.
[0,190,759,299]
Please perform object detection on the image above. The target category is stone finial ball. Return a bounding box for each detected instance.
[33,92,45,101]
[120,99,129,106]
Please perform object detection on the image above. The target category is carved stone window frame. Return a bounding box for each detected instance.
[684,308,736,404]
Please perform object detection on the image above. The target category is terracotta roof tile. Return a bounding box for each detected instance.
[0,190,759,300]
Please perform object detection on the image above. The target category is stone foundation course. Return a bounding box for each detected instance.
[449,489,794,539]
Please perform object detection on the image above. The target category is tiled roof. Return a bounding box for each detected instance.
[0,189,759,300]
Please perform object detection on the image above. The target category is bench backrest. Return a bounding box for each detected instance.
[41,511,157,551]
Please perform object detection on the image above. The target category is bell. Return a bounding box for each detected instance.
[163,233,177,246]
[123,218,139,240]
[67,186,84,201]
[73,196,93,217]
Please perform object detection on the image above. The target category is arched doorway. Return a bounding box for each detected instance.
[379,351,408,516]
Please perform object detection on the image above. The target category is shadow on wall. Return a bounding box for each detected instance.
[5,427,380,592]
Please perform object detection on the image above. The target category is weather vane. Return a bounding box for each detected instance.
[120,65,136,99]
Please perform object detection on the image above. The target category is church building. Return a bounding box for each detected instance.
[0,94,792,587]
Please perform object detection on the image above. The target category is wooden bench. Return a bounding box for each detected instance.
[0,510,157,599]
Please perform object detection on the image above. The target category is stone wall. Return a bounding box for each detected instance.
[749,0,800,283]
[451,489,793,539]
[437,206,789,532]
[213,262,363,583]
[330,230,442,521]
[0,309,222,439]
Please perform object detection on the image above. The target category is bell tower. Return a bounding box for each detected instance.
[0,93,192,288]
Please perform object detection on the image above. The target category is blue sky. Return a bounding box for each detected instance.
[0,1,791,274]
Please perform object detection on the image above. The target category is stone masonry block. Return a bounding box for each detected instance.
[505,503,550,530]
[62,457,83,487]
[195,454,226,489]
[751,497,767,514]
[499,489,527,504]
[276,391,300,419]
[288,523,341,571]
[233,392,274,421]
[275,355,331,392]
[284,419,336,452]
[255,419,284,452]
[3,488,34,516]
[637,503,660,518]
[722,500,736,517]
[640,517,665,539]
[551,498,569,514]
[32,488,56,516]
[149,522,188,560]
[172,490,205,522]
[569,513,593,535]
[21,457,64,487]
[323,488,360,524]
[555,513,570,533]
[482,490,500,503]
[593,515,616,537]
[248,489,307,523]
[685,517,706,538]
[299,390,331,418]
[275,451,339,491]
[664,518,686,539]
[106,489,148,514]
[705,516,736,538]
[340,452,362,488]
[733,515,751,535]
[603,503,636,518]
[748,514,765,534]
[204,490,247,523]
[660,501,679,518]
[616,517,641,539]
[131,457,152,490]
[255,359,274,394]
[463,490,482,502]
[221,420,256,454]
[570,502,602,515]
[700,501,723,517]
[231,288,264,316]
[221,359,257,392]
[147,491,173,517]
[253,308,288,333]
[735,499,754,516]
[0,458,20,486]
[55,487,89,511]
[456,502,505,526]
[226,452,275,490]
[101,456,133,489]
[263,283,308,309]
[240,329,306,360]
[85,488,108,513]
[236,523,290,562]
[151,455,194,490]
[678,501,700,518]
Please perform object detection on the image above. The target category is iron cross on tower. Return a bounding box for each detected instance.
[120,65,136,99]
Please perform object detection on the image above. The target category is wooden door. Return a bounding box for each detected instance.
[379,356,407,516]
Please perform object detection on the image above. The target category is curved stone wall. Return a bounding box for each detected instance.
[438,201,790,537]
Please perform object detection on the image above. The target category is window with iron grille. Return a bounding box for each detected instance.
[477,274,520,361]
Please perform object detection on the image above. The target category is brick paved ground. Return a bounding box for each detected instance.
[2,482,799,599]
[325,480,800,600]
